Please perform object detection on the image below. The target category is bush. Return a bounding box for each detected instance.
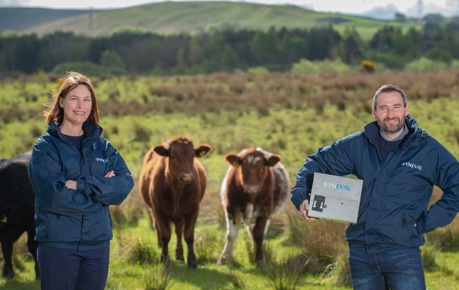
[291,59,351,74]
[359,60,376,73]
[405,57,448,72]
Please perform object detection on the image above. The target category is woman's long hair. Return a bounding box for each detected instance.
[44,71,99,125]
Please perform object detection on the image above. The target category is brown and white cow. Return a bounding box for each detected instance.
[139,136,211,269]
[217,147,289,268]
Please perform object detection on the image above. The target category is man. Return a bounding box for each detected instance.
[291,84,459,290]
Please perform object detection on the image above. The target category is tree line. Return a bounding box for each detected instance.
[1,14,459,76]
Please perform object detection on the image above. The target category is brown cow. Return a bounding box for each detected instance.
[139,136,211,269]
[217,147,289,268]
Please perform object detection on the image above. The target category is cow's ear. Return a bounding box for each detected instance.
[225,154,241,167]
[154,145,170,157]
[266,154,281,167]
[195,144,212,158]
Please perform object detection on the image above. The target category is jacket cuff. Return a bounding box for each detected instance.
[76,178,91,195]
[415,216,426,235]
[290,192,308,210]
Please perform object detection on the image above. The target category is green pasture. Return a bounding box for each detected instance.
[1,71,459,289]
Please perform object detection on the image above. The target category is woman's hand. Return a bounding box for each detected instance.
[105,170,115,178]
[65,180,77,190]
[65,170,115,190]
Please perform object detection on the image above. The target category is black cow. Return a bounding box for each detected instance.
[0,152,38,279]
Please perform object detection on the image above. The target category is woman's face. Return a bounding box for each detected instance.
[59,84,92,127]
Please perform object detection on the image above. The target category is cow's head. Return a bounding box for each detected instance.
[154,136,211,184]
[225,147,281,195]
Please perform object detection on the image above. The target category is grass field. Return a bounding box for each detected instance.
[1,70,459,289]
[2,209,459,289]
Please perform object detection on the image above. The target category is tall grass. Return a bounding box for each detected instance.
[264,244,304,290]
[144,264,173,290]
[1,70,459,289]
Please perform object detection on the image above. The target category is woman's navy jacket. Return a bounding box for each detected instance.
[28,121,134,250]
[291,115,459,252]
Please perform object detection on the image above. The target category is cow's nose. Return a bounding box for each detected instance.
[179,172,193,183]
[245,185,259,194]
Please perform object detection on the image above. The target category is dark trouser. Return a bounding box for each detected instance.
[349,244,426,290]
[38,245,110,290]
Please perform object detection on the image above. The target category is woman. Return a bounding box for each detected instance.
[28,71,134,290]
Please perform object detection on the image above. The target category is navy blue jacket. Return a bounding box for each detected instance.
[291,115,459,252]
[28,121,134,250]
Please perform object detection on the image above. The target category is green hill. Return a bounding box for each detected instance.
[0,7,93,32]
[1,1,417,38]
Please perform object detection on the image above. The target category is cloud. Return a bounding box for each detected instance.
[446,0,459,14]
[0,0,30,6]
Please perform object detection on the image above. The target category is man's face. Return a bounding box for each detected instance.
[372,91,408,140]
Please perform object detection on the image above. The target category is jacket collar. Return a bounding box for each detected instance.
[47,121,102,142]
[364,115,422,146]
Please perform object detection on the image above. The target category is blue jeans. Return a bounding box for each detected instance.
[38,246,110,290]
[348,244,426,290]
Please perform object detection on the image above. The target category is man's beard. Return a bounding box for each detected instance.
[379,117,404,135]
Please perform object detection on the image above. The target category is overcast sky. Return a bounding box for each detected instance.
[0,0,458,17]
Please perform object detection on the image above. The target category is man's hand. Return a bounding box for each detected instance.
[299,200,318,222]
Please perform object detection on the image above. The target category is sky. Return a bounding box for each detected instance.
[0,0,458,17]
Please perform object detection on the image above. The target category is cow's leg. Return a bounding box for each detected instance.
[147,208,156,229]
[217,211,241,266]
[153,209,172,266]
[26,225,39,280]
[253,216,269,268]
[160,229,171,265]
[0,223,25,279]
[183,212,199,269]
[147,208,163,249]
[243,203,254,242]
[174,219,184,262]
[1,240,14,278]
[264,218,272,235]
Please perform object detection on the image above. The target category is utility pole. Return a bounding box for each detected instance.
[417,0,423,19]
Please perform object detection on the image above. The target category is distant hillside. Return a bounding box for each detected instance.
[0,7,94,32]
[0,1,416,38]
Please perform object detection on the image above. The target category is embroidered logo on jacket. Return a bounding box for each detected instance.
[401,162,423,171]
[96,157,109,164]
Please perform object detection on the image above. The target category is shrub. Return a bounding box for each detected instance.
[287,209,347,274]
[132,123,151,142]
[194,230,221,264]
[144,264,173,290]
[405,57,448,72]
[359,60,376,73]
[264,245,304,290]
[422,245,439,272]
[291,59,351,74]
[127,238,159,265]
